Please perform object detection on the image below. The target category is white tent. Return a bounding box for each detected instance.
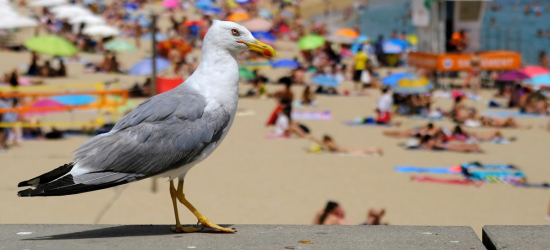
[29,0,68,7]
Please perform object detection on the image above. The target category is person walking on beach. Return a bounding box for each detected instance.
[353,46,368,91]
[376,87,393,124]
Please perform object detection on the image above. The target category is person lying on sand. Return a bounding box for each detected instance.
[451,125,512,142]
[311,135,383,156]
[383,123,439,138]
[419,135,483,153]
[476,116,531,129]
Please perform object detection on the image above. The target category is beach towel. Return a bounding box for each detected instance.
[345,117,393,127]
[292,111,332,120]
[394,166,462,174]
[482,110,548,118]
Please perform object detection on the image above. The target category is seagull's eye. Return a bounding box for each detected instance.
[231,29,240,36]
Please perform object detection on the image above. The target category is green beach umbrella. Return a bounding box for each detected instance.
[105,39,137,52]
[24,35,78,56]
[239,67,255,80]
[297,34,326,50]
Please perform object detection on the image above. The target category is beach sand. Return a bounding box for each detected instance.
[1,2,550,235]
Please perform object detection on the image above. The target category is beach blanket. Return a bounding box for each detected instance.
[394,166,462,174]
[482,110,548,118]
[292,111,332,120]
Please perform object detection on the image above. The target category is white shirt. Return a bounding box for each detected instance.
[377,93,393,113]
[274,114,290,136]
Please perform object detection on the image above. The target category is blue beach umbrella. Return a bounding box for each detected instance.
[383,39,408,54]
[382,72,415,86]
[235,0,250,4]
[202,7,221,15]
[312,75,339,88]
[272,59,299,68]
[129,58,171,76]
[52,95,96,106]
[524,74,550,87]
[195,0,213,9]
[251,31,275,43]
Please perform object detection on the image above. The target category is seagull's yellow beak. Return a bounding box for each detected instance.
[238,40,275,57]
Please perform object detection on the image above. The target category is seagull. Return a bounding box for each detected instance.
[17,20,275,233]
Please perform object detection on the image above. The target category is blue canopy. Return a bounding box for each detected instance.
[129,58,171,76]
[382,72,415,86]
[272,59,299,68]
[383,39,408,54]
[312,75,339,88]
[524,74,550,87]
[251,31,275,42]
[235,0,250,4]
[202,7,221,15]
[52,95,96,106]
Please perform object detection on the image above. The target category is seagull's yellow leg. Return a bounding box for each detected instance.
[176,180,235,233]
[169,180,202,233]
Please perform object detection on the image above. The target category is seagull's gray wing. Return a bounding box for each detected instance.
[74,88,231,177]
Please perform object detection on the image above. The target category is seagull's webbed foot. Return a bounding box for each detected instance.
[197,218,236,233]
[175,179,235,233]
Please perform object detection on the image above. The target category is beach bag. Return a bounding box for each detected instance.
[361,70,372,84]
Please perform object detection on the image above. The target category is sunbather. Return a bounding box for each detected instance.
[419,135,482,153]
[383,123,439,138]
[311,135,382,156]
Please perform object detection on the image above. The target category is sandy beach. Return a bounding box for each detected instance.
[1,0,549,237]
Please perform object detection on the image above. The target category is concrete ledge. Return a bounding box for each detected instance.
[0,224,484,250]
[482,225,550,250]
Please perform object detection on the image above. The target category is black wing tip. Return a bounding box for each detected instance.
[18,181,30,187]
[18,189,33,197]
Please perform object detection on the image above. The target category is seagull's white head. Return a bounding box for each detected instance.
[204,20,275,57]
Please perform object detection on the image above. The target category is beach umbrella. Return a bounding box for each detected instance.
[69,15,105,25]
[272,59,299,68]
[234,0,250,4]
[25,99,67,115]
[52,95,96,106]
[241,18,272,32]
[51,5,91,19]
[382,72,415,86]
[0,16,38,29]
[239,67,255,80]
[355,35,370,43]
[312,75,339,88]
[83,25,120,37]
[162,0,179,8]
[383,39,408,54]
[123,3,139,11]
[105,39,137,52]
[251,31,275,44]
[24,35,77,56]
[335,28,359,38]
[140,32,168,41]
[227,13,250,22]
[524,74,550,87]
[297,34,325,50]
[519,66,550,78]
[128,58,171,76]
[29,0,67,7]
[195,0,213,9]
[497,70,530,81]
[393,76,433,94]
[202,7,222,15]
[244,60,271,69]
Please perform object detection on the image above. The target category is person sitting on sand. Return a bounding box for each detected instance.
[39,60,55,77]
[419,134,482,153]
[314,201,350,225]
[273,106,310,138]
[56,58,67,77]
[301,85,316,106]
[312,134,382,156]
[363,208,388,225]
